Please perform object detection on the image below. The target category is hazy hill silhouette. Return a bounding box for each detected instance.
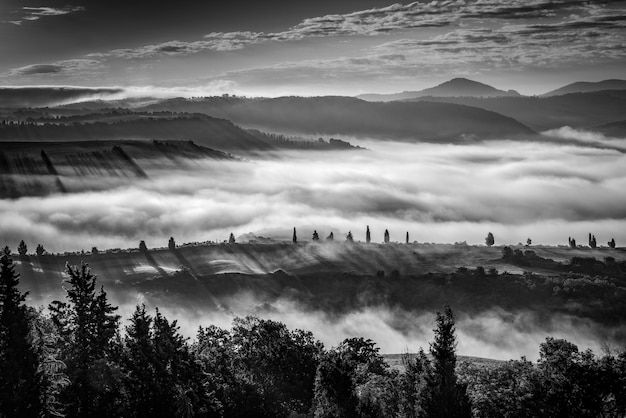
[0,86,125,108]
[137,96,535,141]
[357,78,520,102]
[594,120,626,137]
[542,79,626,97]
[404,90,626,131]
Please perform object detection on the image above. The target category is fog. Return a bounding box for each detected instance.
[2,135,625,252]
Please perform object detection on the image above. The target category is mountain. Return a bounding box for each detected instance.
[542,79,626,97]
[594,120,626,137]
[402,90,626,131]
[357,78,520,102]
[136,96,535,141]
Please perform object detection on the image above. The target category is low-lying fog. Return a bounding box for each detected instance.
[5,129,626,360]
[3,130,625,252]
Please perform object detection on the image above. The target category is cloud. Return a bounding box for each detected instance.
[4,5,85,25]
[6,59,104,78]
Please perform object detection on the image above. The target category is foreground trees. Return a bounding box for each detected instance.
[0,247,40,417]
[1,259,626,417]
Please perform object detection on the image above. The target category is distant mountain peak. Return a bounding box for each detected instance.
[357,78,519,102]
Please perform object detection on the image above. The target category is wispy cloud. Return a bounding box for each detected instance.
[4,5,85,25]
[6,59,103,78]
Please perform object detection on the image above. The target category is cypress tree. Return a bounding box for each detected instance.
[366,226,371,244]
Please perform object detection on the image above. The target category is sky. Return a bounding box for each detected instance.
[1,0,625,96]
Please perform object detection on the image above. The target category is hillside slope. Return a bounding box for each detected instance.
[542,79,626,97]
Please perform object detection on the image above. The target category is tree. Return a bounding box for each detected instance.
[366,226,371,244]
[48,263,122,417]
[590,235,597,249]
[428,306,472,418]
[0,246,40,417]
[346,231,354,242]
[312,230,320,241]
[569,237,577,249]
[228,233,236,244]
[526,238,532,247]
[313,350,358,418]
[384,229,390,244]
[139,240,148,252]
[36,243,46,256]
[17,240,27,256]
[485,232,495,247]
[326,232,334,241]
[608,238,616,248]
[406,232,409,244]
[293,227,297,244]
[168,237,176,250]
[91,246,99,255]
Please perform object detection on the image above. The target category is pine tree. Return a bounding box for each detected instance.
[49,263,121,417]
[346,231,354,242]
[168,237,176,250]
[0,246,40,417]
[406,232,409,244]
[312,230,320,241]
[139,240,148,252]
[427,306,471,418]
[229,233,236,244]
[384,229,390,244]
[366,226,371,244]
[326,232,334,241]
[17,240,28,256]
[293,227,298,244]
[608,238,616,248]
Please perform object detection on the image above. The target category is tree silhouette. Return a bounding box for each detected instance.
[91,246,99,255]
[139,240,148,252]
[36,243,46,256]
[485,232,495,247]
[312,230,320,241]
[569,238,577,248]
[608,238,616,248]
[346,231,354,242]
[526,238,532,247]
[293,227,297,244]
[49,263,121,416]
[0,246,40,416]
[17,240,27,256]
[229,233,236,244]
[406,231,409,244]
[168,236,176,250]
[428,306,472,417]
[590,235,597,249]
[384,229,390,244]
[366,226,371,244]
[326,232,334,241]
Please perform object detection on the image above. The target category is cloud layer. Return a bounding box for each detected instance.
[2,136,625,253]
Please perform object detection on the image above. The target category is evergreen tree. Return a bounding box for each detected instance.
[293,227,298,244]
[366,226,371,244]
[17,240,28,256]
[346,231,354,242]
[229,233,236,244]
[526,238,532,247]
[168,237,176,250]
[139,240,148,252]
[384,229,390,244]
[313,351,358,418]
[312,230,320,241]
[326,232,334,241]
[485,232,495,247]
[608,238,616,248]
[406,232,409,244]
[427,306,471,418]
[591,235,597,249]
[36,243,46,256]
[0,246,40,417]
[91,246,99,255]
[49,263,122,417]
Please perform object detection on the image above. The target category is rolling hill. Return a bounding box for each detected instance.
[136,96,535,141]
[542,79,626,97]
[357,78,520,102]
